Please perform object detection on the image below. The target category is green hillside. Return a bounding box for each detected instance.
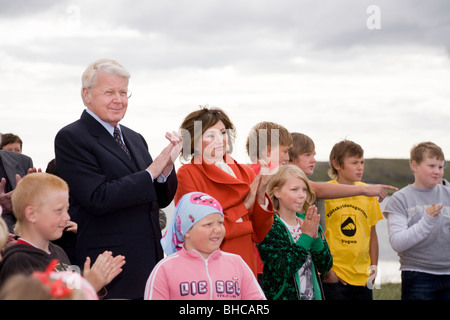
[308,158,450,191]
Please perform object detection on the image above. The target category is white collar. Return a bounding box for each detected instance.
[85,108,121,137]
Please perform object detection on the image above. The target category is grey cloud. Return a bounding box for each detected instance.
[3,0,450,74]
[0,0,59,16]
[109,0,450,72]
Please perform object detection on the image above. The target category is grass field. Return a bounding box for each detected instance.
[373,282,401,300]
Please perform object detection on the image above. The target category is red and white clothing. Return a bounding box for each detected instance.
[175,154,275,276]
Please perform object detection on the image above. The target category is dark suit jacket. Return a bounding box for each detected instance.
[0,150,34,232]
[0,150,33,190]
[54,110,177,299]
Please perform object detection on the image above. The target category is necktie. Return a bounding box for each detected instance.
[114,127,132,160]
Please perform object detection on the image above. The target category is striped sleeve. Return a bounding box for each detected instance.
[144,254,179,300]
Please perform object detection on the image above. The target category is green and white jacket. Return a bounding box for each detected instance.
[257,214,332,300]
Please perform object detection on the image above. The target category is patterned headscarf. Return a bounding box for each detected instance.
[161,192,224,256]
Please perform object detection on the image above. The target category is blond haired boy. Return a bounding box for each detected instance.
[0,173,125,294]
[383,142,450,300]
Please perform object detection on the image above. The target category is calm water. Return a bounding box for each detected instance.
[377,196,401,284]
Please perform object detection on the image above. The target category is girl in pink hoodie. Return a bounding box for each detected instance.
[144,192,266,300]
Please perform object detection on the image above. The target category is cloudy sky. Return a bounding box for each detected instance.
[1,0,450,169]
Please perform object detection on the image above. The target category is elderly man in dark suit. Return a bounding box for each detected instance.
[54,59,181,299]
[0,150,34,232]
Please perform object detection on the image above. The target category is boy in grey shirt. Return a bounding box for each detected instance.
[383,142,450,300]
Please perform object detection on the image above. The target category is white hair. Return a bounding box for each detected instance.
[81,58,130,105]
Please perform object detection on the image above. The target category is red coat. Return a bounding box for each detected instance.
[175,154,275,275]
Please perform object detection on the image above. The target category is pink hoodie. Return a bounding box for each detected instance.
[144,248,266,300]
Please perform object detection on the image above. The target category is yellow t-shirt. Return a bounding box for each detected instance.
[324,180,382,286]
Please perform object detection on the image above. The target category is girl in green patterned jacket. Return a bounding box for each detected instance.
[258,164,332,300]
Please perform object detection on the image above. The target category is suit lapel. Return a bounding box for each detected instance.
[225,154,254,184]
[190,155,254,215]
[0,153,20,189]
[80,111,138,172]
[192,154,251,192]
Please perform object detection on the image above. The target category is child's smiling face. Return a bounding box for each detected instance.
[31,190,70,241]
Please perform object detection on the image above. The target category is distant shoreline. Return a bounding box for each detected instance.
[309,158,450,190]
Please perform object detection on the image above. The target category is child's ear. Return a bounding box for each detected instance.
[273,188,280,199]
[24,205,37,223]
[410,160,418,172]
[331,159,341,171]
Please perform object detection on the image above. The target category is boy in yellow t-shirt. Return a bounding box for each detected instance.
[322,140,382,300]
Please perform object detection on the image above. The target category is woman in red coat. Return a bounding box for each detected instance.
[175,107,275,276]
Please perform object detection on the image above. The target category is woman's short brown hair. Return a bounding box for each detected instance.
[179,106,236,162]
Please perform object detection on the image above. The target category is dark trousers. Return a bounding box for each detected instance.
[322,282,373,300]
[402,271,450,300]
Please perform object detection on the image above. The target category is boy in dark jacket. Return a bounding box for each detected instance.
[0,173,125,294]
